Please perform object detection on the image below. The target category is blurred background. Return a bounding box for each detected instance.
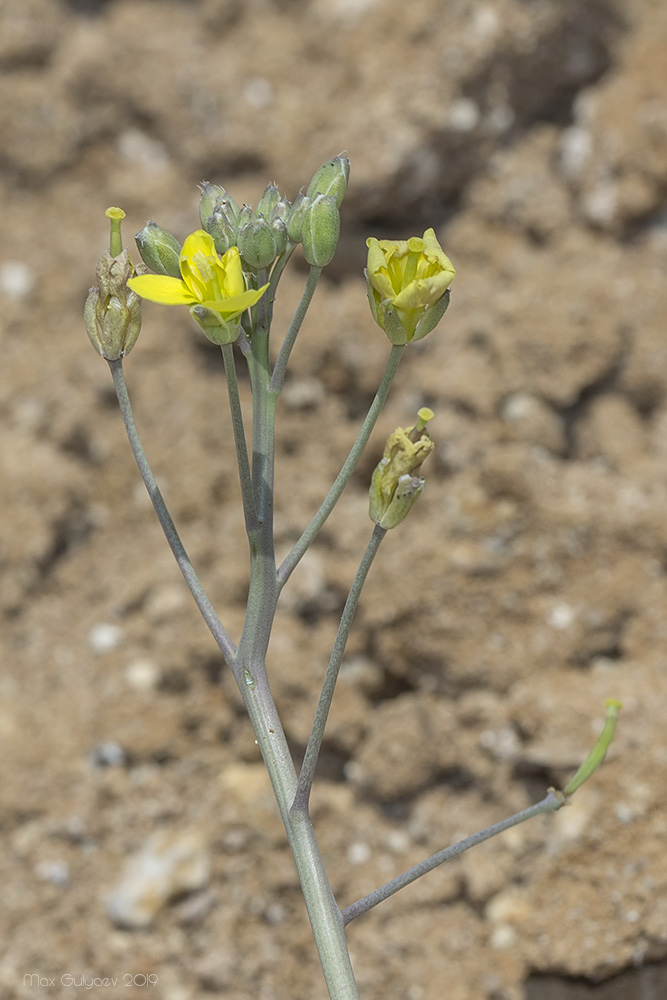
[1,1,667,998]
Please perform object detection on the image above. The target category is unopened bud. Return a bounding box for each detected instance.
[257,182,281,219]
[199,181,240,229]
[135,222,182,277]
[301,194,340,267]
[237,217,279,270]
[203,205,237,254]
[306,153,350,207]
[286,193,311,244]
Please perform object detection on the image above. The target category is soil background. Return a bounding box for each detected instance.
[2,1,667,999]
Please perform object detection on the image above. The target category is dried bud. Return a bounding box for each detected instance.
[369,408,435,529]
[85,249,144,360]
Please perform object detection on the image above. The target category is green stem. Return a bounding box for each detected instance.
[342,790,565,926]
[293,524,386,813]
[108,359,236,664]
[232,303,359,998]
[278,343,405,586]
[270,265,322,393]
[220,343,260,534]
[238,670,359,1000]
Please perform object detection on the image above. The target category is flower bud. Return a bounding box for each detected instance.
[257,182,281,219]
[203,204,237,254]
[286,193,311,244]
[135,222,182,278]
[237,217,279,270]
[270,217,288,257]
[306,153,350,207]
[190,305,240,346]
[369,408,435,529]
[301,194,340,267]
[199,181,240,229]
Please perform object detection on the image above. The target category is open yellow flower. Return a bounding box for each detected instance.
[366,228,455,344]
[127,229,269,344]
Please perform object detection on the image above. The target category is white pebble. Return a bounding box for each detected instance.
[125,658,161,691]
[347,841,371,866]
[107,830,210,929]
[88,623,124,653]
[0,260,36,300]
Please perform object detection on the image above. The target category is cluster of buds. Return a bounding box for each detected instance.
[85,156,456,359]
[369,408,435,529]
[84,208,146,361]
[134,153,350,278]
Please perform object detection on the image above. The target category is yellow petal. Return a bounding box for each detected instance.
[180,229,217,262]
[127,274,193,305]
[199,282,269,317]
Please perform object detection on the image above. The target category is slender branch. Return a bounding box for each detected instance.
[292,524,386,814]
[266,242,297,322]
[270,265,322,394]
[220,343,260,534]
[108,358,236,664]
[342,790,565,926]
[278,343,405,585]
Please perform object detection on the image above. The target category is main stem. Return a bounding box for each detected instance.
[235,301,359,999]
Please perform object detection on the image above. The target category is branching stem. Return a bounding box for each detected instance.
[278,343,404,585]
[108,358,236,664]
[342,789,565,925]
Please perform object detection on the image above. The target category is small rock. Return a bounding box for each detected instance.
[107,829,210,929]
[34,859,70,885]
[125,658,162,692]
[0,260,36,300]
[88,623,124,654]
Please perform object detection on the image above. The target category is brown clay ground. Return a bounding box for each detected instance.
[2,1,667,998]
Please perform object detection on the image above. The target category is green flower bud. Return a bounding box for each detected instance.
[190,305,240,346]
[306,152,350,207]
[301,194,340,267]
[270,217,288,257]
[286,193,311,244]
[369,408,435,529]
[271,197,291,224]
[199,181,240,229]
[135,222,182,278]
[257,182,281,219]
[203,205,237,254]
[237,204,254,229]
[237,217,279,270]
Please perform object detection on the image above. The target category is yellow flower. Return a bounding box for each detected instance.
[127,229,269,344]
[366,228,455,344]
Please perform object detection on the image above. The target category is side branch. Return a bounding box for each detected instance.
[292,524,387,814]
[342,790,564,926]
[278,343,404,585]
[109,358,236,664]
[220,343,260,534]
